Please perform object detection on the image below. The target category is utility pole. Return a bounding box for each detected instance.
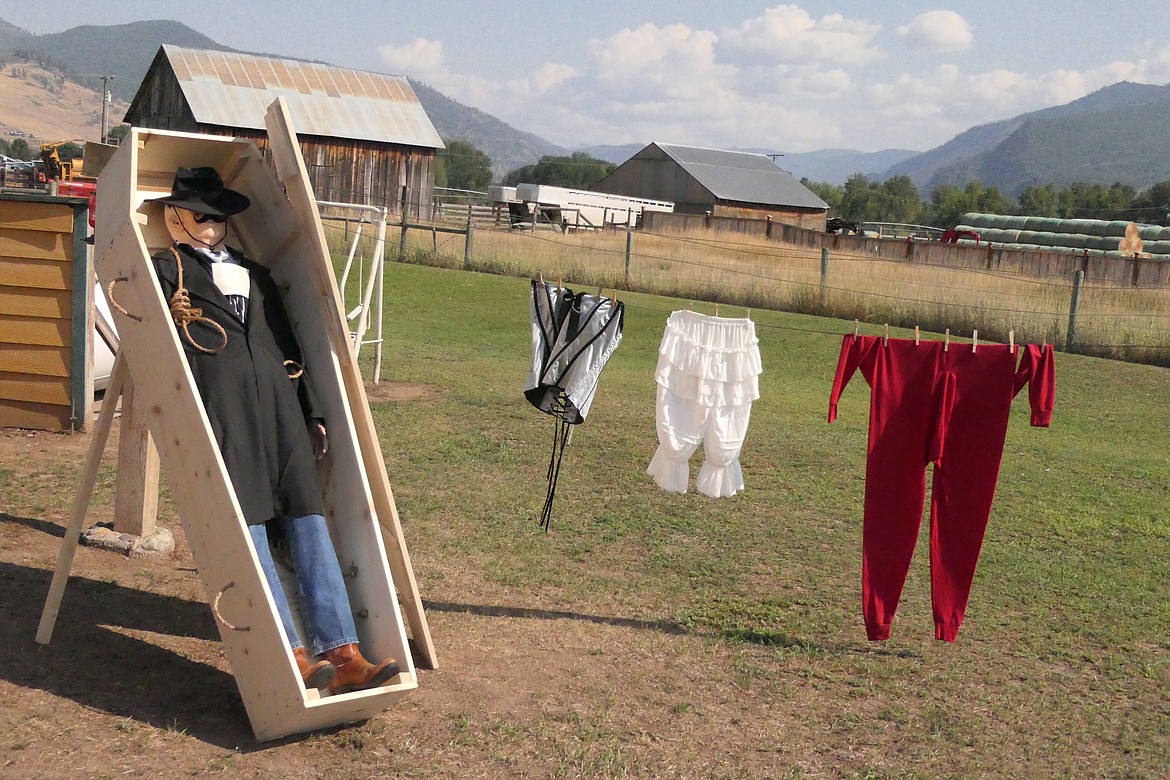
[100,75,114,144]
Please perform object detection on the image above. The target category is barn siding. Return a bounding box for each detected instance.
[0,195,92,431]
[125,53,438,214]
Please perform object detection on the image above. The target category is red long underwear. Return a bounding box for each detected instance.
[829,335,1054,642]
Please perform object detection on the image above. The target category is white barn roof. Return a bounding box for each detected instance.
[148,45,443,149]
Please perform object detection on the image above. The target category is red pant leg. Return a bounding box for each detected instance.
[929,345,1017,641]
[854,340,944,640]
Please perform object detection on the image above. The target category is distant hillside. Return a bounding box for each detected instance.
[0,17,569,179]
[771,148,919,185]
[0,60,129,143]
[575,143,644,164]
[577,144,920,186]
[410,81,567,178]
[885,81,1170,195]
[4,20,231,102]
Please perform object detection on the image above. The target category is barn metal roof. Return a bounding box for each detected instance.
[655,143,827,209]
[156,45,443,149]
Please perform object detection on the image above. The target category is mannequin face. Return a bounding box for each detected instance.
[163,206,227,250]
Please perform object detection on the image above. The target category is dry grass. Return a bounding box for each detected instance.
[322,219,1170,366]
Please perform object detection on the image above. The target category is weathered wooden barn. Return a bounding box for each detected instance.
[123,45,443,215]
[592,143,828,230]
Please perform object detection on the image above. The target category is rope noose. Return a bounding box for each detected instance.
[169,246,229,354]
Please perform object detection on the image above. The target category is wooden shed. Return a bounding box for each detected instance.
[592,142,829,230]
[123,45,444,216]
[0,192,93,431]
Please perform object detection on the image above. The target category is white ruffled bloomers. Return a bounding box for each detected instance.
[646,310,762,498]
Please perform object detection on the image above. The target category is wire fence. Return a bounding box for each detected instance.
[315,201,1170,366]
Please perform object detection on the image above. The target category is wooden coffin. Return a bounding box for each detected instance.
[91,98,433,740]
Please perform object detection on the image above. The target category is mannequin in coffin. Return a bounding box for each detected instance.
[150,167,399,695]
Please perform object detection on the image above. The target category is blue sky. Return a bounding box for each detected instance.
[5,1,1169,153]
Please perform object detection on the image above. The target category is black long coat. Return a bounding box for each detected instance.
[152,244,325,525]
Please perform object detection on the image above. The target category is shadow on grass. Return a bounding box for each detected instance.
[423,599,923,658]
[424,599,689,636]
[1,511,66,538]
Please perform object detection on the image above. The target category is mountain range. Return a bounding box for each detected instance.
[1,17,1168,194]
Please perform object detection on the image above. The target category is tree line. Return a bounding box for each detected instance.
[346,135,1170,229]
[803,174,1170,228]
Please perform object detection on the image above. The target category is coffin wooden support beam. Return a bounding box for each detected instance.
[36,350,128,644]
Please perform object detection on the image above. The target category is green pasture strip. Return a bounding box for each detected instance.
[365,261,1168,638]
[346,260,1168,770]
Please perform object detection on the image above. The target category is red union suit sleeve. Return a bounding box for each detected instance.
[1013,344,1055,427]
[828,335,869,423]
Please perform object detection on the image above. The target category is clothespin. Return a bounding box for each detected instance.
[914,325,920,345]
[1009,329,1015,354]
[557,275,563,292]
[852,319,859,341]
[688,301,694,310]
[746,307,751,319]
[538,271,544,284]
[612,288,618,305]
[597,284,603,297]
[715,302,719,317]
[883,323,889,347]
[944,328,950,352]
[972,329,978,353]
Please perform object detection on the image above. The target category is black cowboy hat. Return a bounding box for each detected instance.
[152,166,250,216]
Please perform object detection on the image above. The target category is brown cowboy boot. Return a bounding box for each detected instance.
[293,647,336,691]
[323,643,400,695]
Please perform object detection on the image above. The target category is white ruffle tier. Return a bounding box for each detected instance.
[654,309,762,407]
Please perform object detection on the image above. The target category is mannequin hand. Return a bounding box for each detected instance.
[311,422,328,460]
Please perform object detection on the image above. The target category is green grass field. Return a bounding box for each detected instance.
[351,260,1169,776]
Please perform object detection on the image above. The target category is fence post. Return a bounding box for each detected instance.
[625,230,633,288]
[1066,268,1084,349]
[820,247,830,307]
[464,210,474,269]
[398,205,408,262]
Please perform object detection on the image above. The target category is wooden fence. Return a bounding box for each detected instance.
[643,211,1170,288]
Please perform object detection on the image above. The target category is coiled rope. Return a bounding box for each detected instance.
[168,245,228,354]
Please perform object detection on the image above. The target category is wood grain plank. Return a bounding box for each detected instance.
[0,316,71,347]
[0,344,70,377]
[0,286,72,318]
[0,371,71,405]
[0,259,72,290]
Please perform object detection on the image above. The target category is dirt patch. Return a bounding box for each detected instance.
[363,381,446,404]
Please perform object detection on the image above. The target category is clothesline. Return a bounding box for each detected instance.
[618,299,1170,351]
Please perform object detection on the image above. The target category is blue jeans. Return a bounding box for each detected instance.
[248,514,359,656]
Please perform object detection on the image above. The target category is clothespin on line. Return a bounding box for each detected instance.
[852,319,859,341]
[612,288,618,305]
[914,325,920,346]
[557,275,563,292]
[972,329,978,353]
[944,328,950,351]
[883,323,889,347]
[745,307,751,319]
[714,302,719,317]
[1009,329,1015,354]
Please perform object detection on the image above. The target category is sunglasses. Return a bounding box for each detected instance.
[193,212,228,224]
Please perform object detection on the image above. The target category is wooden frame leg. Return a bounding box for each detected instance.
[36,350,127,645]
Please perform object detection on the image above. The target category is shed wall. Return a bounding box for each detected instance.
[0,196,92,431]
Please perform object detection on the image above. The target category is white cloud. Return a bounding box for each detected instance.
[896,10,973,53]
[587,22,732,100]
[720,4,883,66]
[377,38,445,77]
